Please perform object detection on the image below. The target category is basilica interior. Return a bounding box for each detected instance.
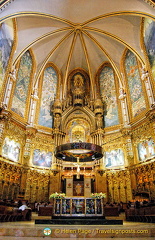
[0,0,155,209]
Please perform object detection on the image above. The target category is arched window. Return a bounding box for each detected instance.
[124,50,146,118]
[11,50,33,118]
[99,65,119,127]
[38,66,57,128]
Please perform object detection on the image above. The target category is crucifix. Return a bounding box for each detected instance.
[73,157,84,179]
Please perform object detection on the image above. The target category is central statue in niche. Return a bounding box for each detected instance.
[72,74,85,106]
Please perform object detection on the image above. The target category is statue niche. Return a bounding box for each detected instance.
[71,74,85,107]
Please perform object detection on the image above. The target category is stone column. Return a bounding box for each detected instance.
[3,68,16,108]
[119,88,130,126]
[121,129,134,166]
[141,67,155,107]
[28,88,39,126]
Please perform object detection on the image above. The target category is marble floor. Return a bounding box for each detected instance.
[0,212,155,239]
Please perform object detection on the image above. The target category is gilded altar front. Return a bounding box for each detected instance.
[53,197,104,217]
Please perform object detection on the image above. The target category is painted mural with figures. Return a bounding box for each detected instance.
[99,66,119,127]
[124,50,146,118]
[38,66,57,128]
[105,149,124,168]
[32,149,52,167]
[0,19,14,94]
[137,138,155,162]
[11,51,32,117]
[2,137,20,162]
[144,18,155,82]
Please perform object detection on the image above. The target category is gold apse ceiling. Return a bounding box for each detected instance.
[1,0,155,96]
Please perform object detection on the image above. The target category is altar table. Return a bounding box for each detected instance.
[53,197,104,217]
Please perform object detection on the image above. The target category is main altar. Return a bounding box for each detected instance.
[36,142,122,224]
[54,197,103,216]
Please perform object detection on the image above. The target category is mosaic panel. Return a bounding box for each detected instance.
[0,19,14,93]
[104,149,124,168]
[144,18,155,82]
[125,50,146,117]
[11,51,32,117]
[32,149,52,167]
[137,138,155,161]
[38,66,57,128]
[99,66,119,127]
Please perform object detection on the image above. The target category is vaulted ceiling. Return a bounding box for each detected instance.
[1,0,155,94]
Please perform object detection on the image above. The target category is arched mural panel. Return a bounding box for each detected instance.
[124,50,146,118]
[143,18,155,82]
[99,66,119,127]
[0,19,14,94]
[38,66,57,128]
[11,50,32,117]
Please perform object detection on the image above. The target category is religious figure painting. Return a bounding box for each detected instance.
[73,181,84,196]
[144,18,155,82]
[38,66,57,128]
[125,50,146,117]
[105,149,124,168]
[99,66,119,127]
[137,138,155,162]
[32,149,52,167]
[2,137,20,162]
[11,51,32,117]
[0,19,14,94]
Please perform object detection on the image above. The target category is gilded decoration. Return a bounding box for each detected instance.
[106,170,132,203]
[24,169,50,202]
[0,159,22,199]
[66,69,92,110]
[65,118,91,143]
[130,161,155,199]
